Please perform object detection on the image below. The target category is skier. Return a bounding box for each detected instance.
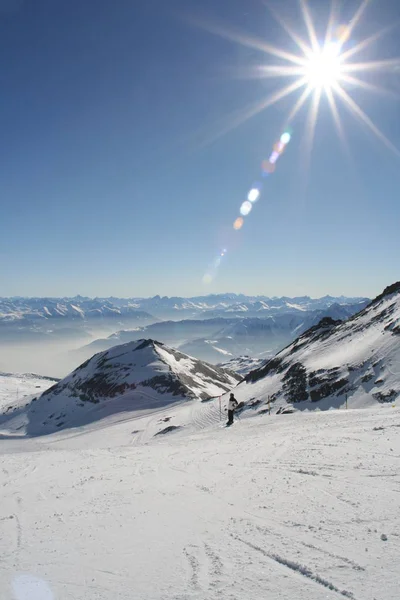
[227,393,238,426]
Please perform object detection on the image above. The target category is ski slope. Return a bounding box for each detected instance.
[0,372,57,414]
[1,404,399,600]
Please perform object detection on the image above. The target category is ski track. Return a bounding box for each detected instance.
[233,535,355,599]
[1,404,399,599]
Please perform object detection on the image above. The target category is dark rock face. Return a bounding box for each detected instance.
[141,375,189,399]
[372,282,400,304]
[384,319,400,335]
[282,363,309,403]
[373,390,398,403]
[309,378,348,402]
[245,357,286,384]
[308,368,348,402]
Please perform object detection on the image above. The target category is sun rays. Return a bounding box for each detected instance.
[190,0,400,157]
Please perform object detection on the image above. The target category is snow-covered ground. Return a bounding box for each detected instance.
[1,404,399,600]
[0,372,57,414]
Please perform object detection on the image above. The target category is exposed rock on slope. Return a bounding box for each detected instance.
[236,283,400,412]
[0,340,240,435]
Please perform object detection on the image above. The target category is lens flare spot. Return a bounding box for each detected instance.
[269,151,280,164]
[233,217,244,230]
[274,141,285,154]
[12,575,54,600]
[262,161,276,174]
[261,159,270,172]
[336,24,351,44]
[248,188,260,202]
[203,273,213,284]
[240,201,253,216]
[280,132,291,145]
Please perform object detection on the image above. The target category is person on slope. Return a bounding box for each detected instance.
[227,393,238,426]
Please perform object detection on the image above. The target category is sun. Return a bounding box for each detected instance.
[191,0,400,156]
[302,41,343,91]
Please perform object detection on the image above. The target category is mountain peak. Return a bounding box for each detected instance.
[372,282,400,305]
[12,339,241,435]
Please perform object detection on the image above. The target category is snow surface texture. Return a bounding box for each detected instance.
[0,340,240,436]
[238,284,400,412]
[1,406,399,600]
[0,373,57,415]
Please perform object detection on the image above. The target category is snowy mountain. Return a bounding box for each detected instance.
[0,340,240,435]
[0,294,368,333]
[0,297,155,323]
[231,282,400,413]
[1,289,399,599]
[75,301,369,366]
[128,293,369,319]
[218,356,265,375]
[0,298,156,343]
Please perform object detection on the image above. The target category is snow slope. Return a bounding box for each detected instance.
[1,405,399,600]
[0,372,57,414]
[0,340,240,436]
[233,283,400,413]
[218,355,265,375]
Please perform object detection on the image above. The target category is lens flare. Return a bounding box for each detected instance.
[240,201,253,216]
[336,24,351,44]
[233,217,244,230]
[203,125,291,283]
[261,159,270,172]
[263,161,276,174]
[200,0,400,286]
[12,575,53,600]
[269,150,280,164]
[274,141,285,154]
[248,188,260,202]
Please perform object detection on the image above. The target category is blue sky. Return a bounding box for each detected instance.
[0,0,399,299]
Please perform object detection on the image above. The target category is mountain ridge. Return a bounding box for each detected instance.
[234,282,400,412]
[0,339,241,435]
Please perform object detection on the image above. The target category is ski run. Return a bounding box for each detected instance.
[1,402,399,600]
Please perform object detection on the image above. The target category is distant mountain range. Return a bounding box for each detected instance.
[0,298,156,342]
[0,294,367,326]
[73,300,369,365]
[1,283,398,437]
[102,293,370,320]
[0,293,369,378]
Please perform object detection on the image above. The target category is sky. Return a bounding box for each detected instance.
[0,0,399,300]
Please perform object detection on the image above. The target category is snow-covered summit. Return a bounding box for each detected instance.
[0,339,240,435]
[233,282,400,412]
[218,356,265,376]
